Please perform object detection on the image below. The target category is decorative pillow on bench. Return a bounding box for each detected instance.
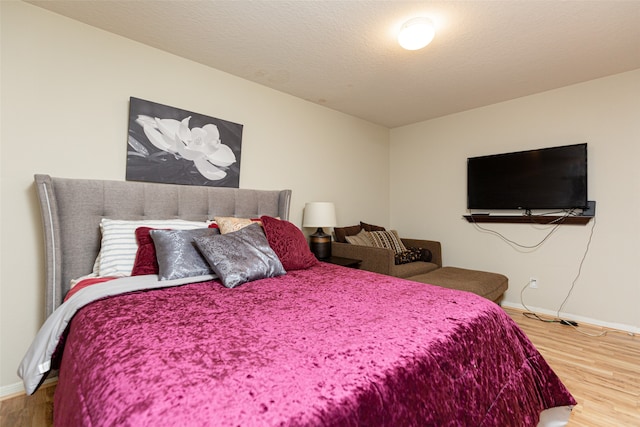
[344,229,372,246]
[360,221,386,232]
[345,229,407,254]
[395,247,432,265]
[336,222,432,266]
[368,230,406,253]
[334,221,386,243]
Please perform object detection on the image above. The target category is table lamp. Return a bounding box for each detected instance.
[302,202,337,259]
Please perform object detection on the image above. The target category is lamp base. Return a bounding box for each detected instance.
[309,227,332,260]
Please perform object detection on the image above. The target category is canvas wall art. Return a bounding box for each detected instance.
[126,97,242,187]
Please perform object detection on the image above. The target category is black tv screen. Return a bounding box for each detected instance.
[467,143,588,210]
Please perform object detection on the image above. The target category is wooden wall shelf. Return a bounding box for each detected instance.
[463,215,593,225]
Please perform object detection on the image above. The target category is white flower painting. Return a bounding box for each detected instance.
[126,97,242,187]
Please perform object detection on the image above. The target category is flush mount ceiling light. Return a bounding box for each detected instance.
[398,17,435,50]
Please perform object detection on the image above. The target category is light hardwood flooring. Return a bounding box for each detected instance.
[1,307,638,426]
[505,307,640,426]
[0,381,55,427]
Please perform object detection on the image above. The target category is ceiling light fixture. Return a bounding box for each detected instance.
[398,17,435,50]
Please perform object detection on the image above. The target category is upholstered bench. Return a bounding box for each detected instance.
[408,267,508,304]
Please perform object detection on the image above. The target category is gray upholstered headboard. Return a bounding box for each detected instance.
[34,174,292,317]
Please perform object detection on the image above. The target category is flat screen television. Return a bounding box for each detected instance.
[467,143,588,211]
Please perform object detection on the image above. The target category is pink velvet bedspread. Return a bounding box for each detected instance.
[53,263,574,426]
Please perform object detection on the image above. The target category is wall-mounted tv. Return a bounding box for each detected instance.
[467,143,588,211]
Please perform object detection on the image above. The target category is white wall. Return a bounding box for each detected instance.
[390,69,640,331]
[0,2,389,392]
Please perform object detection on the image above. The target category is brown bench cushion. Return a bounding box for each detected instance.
[409,267,508,303]
[394,261,439,278]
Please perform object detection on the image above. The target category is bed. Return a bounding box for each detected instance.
[19,174,576,426]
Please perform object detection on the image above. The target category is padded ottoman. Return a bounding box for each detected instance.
[409,267,508,304]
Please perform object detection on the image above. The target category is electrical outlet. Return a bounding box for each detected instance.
[529,277,538,289]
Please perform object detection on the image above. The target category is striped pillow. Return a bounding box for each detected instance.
[97,218,208,277]
[368,230,407,254]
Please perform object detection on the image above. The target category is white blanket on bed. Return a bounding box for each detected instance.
[17,274,216,395]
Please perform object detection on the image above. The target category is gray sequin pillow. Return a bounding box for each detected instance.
[194,223,285,288]
[150,228,219,281]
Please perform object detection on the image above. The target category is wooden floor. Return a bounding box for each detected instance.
[505,307,640,427]
[0,381,55,427]
[1,307,638,426]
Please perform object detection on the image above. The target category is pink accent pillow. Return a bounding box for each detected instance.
[131,227,165,276]
[260,216,319,271]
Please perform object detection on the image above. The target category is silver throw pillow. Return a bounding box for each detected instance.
[150,228,219,280]
[194,223,285,288]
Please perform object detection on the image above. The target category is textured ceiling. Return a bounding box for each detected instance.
[27,1,640,128]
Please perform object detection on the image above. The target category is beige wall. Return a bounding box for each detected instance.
[3,0,638,396]
[390,69,640,331]
[0,2,389,391]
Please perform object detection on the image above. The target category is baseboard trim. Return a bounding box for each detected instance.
[0,377,57,400]
[502,302,640,335]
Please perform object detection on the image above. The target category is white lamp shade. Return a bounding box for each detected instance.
[302,202,337,228]
[398,17,435,50]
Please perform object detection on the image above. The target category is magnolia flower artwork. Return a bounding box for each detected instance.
[126,97,242,187]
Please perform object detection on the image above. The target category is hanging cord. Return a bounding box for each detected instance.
[469,209,575,251]
[474,212,635,337]
[555,216,596,318]
[520,283,559,323]
[520,216,636,338]
[521,280,634,337]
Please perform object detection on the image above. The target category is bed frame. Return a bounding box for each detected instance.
[27,175,576,426]
[34,174,292,317]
